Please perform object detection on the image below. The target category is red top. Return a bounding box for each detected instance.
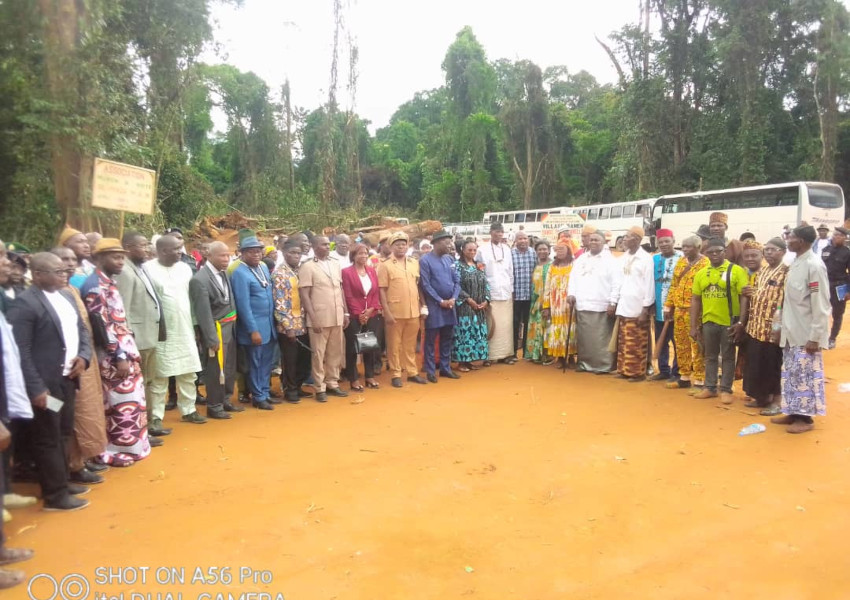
[342,264,382,317]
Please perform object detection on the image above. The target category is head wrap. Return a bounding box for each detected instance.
[743,239,762,251]
[792,224,816,243]
[765,236,787,250]
[709,212,728,225]
[58,226,83,246]
[387,231,409,246]
[656,228,674,239]
[264,245,276,257]
[93,238,126,255]
[628,225,645,238]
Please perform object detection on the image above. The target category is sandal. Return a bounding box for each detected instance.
[365,380,380,389]
[0,548,34,567]
[0,569,25,590]
[482,361,492,367]
[458,364,471,373]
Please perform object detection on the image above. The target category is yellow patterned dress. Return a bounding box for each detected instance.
[664,255,710,383]
[543,262,577,358]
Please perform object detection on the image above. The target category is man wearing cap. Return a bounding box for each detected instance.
[81,239,153,463]
[651,229,682,381]
[708,212,744,266]
[299,236,350,402]
[59,227,95,289]
[144,235,207,424]
[612,226,655,382]
[230,235,277,410]
[190,241,245,419]
[115,232,169,437]
[378,232,426,387]
[770,225,831,434]
[511,231,536,361]
[820,226,850,349]
[813,224,831,256]
[419,230,461,382]
[475,223,516,364]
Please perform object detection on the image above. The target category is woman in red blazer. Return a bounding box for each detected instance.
[341,243,384,390]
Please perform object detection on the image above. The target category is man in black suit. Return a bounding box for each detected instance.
[189,242,244,419]
[6,253,92,512]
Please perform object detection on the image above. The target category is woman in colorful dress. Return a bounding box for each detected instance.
[542,240,577,367]
[453,240,490,371]
[525,240,552,364]
[663,235,710,393]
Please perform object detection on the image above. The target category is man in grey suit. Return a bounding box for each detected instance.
[116,231,170,437]
[189,242,244,419]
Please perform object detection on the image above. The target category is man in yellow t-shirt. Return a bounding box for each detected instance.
[690,237,749,403]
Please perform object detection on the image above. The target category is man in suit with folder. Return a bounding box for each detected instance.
[190,242,245,419]
[7,253,92,512]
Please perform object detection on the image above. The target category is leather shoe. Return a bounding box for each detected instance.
[69,468,103,485]
[285,394,301,404]
[195,392,207,406]
[426,373,438,383]
[252,400,274,411]
[223,402,245,413]
[149,436,164,447]
[440,370,460,379]
[85,460,109,473]
[326,387,349,398]
[207,408,232,420]
[391,377,402,388]
[181,411,208,424]
[407,375,427,385]
[43,495,89,512]
[297,388,314,398]
[267,397,284,405]
[165,398,177,411]
[67,483,90,496]
[315,392,328,403]
[149,418,172,437]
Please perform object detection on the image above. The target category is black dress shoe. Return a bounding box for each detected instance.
[67,483,90,496]
[85,461,109,473]
[297,388,314,398]
[195,392,207,405]
[426,373,438,383]
[285,394,301,404]
[326,387,349,397]
[407,375,427,385]
[267,397,284,405]
[253,400,274,410]
[149,436,164,447]
[70,468,104,485]
[440,370,461,379]
[165,398,177,411]
[207,408,232,419]
[43,495,89,512]
[391,377,402,388]
[315,392,328,403]
[149,418,172,437]
[223,402,245,413]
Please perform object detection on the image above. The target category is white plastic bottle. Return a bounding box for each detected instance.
[739,423,767,436]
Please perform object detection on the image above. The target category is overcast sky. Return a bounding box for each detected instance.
[205,0,642,131]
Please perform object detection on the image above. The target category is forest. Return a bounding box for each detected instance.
[1,0,849,248]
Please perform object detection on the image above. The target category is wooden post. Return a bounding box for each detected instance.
[118,211,125,241]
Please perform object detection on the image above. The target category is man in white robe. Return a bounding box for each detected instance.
[475,222,516,363]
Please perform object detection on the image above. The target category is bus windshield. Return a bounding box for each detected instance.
[807,184,844,209]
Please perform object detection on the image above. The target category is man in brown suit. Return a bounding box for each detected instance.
[378,232,426,388]
[299,236,350,403]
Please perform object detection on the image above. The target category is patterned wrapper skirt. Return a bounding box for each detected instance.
[780,345,826,417]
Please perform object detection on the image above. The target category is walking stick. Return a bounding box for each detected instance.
[652,318,671,375]
[563,306,576,374]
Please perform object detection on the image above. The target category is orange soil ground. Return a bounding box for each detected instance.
[7,336,850,600]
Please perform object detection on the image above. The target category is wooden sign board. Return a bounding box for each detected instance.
[91,158,157,215]
[540,213,586,245]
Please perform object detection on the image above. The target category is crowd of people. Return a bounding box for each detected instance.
[0,210,847,589]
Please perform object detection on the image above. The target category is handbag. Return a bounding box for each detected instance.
[354,328,380,353]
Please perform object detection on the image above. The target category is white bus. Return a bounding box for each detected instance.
[650,181,845,245]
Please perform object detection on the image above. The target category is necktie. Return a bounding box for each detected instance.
[220,272,229,302]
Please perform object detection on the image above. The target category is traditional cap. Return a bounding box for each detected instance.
[490,221,504,232]
[709,212,728,225]
[164,227,183,235]
[6,242,30,254]
[694,224,711,240]
[835,226,850,236]
[656,228,674,239]
[431,229,452,242]
[264,245,276,257]
[93,238,126,255]
[581,225,597,235]
[817,223,829,231]
[792,224,816,243]
[765,236,787,250]
[387,231,409,246]
[239,235,264,250]
[628,225,645,238]
[743,239,763,250]
[58,226,83,246]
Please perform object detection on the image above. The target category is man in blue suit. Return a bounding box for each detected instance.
[231,236,277,410]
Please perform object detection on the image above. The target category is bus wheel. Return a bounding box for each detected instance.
[615,236,625,252]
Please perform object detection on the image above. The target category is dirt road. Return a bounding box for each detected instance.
[8,340,850,600]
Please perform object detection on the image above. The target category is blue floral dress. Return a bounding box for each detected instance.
[453,261,490,363]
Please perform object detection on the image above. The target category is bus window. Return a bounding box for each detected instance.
[588,208,598,220]
[622,204,636,218]
[662,201,678,214]
[497,215,505,223]
[525,212,536,222]
[610,205,623,218]
[807,185,843,209]
[505,213,515,223]
[514,213,525,223]
[600,207,611,219]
